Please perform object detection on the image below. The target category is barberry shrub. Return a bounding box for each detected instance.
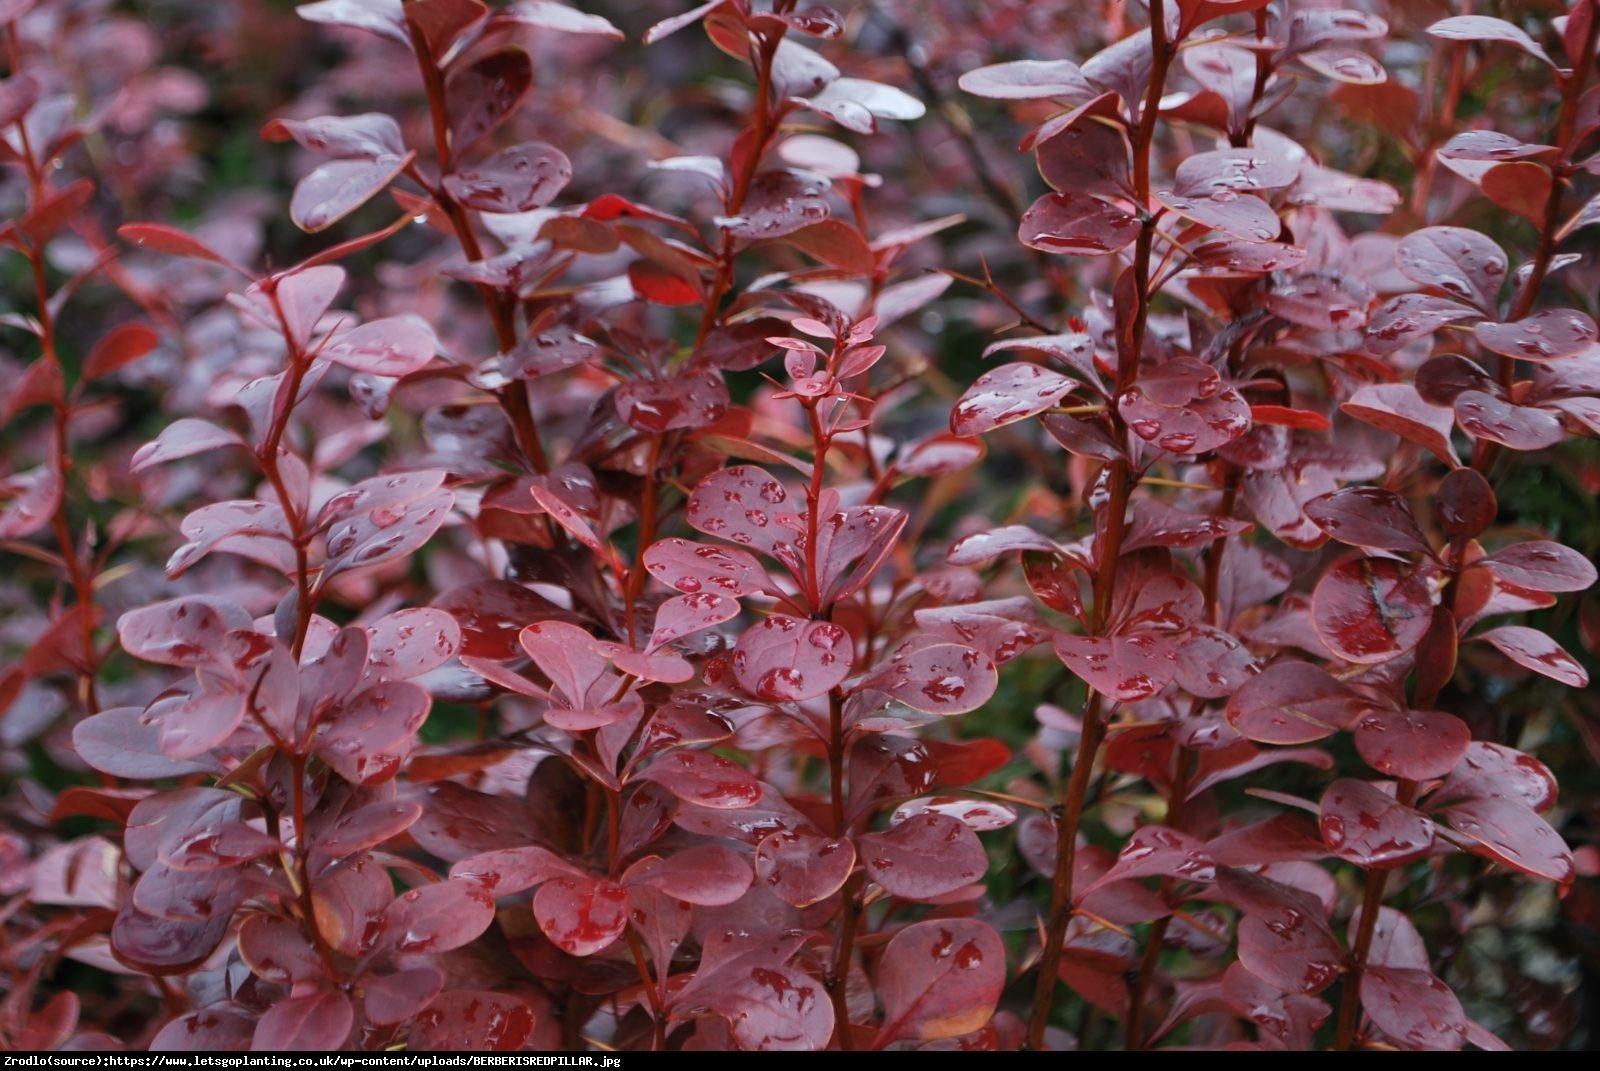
[3,0,1598,1053]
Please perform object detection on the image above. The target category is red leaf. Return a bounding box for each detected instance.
[410,992,535,1051]
[1311,557,1435,664]
[732,615,852,702]
[1319,778,1436,867]
[1479,625,1589,687]
[1226,661,1367,745]
[876,919,1005,1045]
[858,812,988,900]
[1360,967,1466,1050]
[381,879,496,953]
[1353,707,1471,781]
[623,844,752,906]
[1304,487,1431,555]
[447,50,533,156]
[251,990,353,1051]
[1018,192,1141,255]
[1444,796,1574,883]
[754,829,855,907]
[637,748,761,809]
[290,152,413,233]
[533,874,629,956]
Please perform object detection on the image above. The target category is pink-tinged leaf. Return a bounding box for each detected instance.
[1360,967,1466,1051]
[72,707,225,780]
[410,992,535,1051]
[324,488,454,574]
[263,112,405,158]
[1311,557,1435,664]
[313,799,422,860]
[450,844,585,895]
[1444,797,1574,883]
[1119,382,1251,455]
[892,797,1017,833]
[1436,467,1497,538]
[447,50,533,155]
[1124,500,1252,553]
[799,77,925,133]
[946,525,1063,566]
[753,829,855,907]
[1236,904,1344,995]
[1226,661,1367,745]
[118,222,249,273]
[685,465,804,566]
[1036,116,1133,200]
[290,152,412,233]
[82,322,160,381]
[876,919,1005,1045]
[405,0,486,63]
[1354,707,1471,781]
[1155,188,1280,243]
[165,500,296,578]
[1476,309,1596,362]
[237,915,322,985]
[895,434,985,479]
[643,0,725,44]
[951,362,1076,435]
[319,317,436,376]
[859,812,988,900]
[315,681,430,782]
[1433,741,1557,812]
[443,141,572,212]
[0,465,60,539]
[637,748,761,809]
[1437,130,1557,163]
[623,844,752,906]
[1299,46,1386,84]
[648,592,739,652]
[1484,164,1555,223]
[861,639,997,715]
[673,956,834,1051]
[364,607,460,681]
[1341,383,1461,465]
[298,0,411,47]
[643,538,769,597]
[1304,488,1431,555]
[130,419,243,472]
[1429,15,1554,66]
[958,58,1094,100]
[361,966,445,1026]
[1478,625,1588,687]
[533,874,629,956]
[381,879,496,953]
[616,369,729,433]
[1084,826,1215,893]
[1173,626,1260,699]
[1394,226,1507,313]
[1453,391,1564,450]
[1206,814,1329,866]
[718,168,830,238]
[1267,272,1369,329]
[1365,293,1479,355]
[147,687,237,769]
[1052,632,1175,702]
[732,615,851,702]
[915,597,1050,665]
[505,1,623,38]
[1219,961,1330,1051]
[1175,149,1298,195]
[117,597,251,669]
[1319,778,1436,867]
[501,327,601,379]
[519,620,609,705]
[251,990,353,1051]
[1482,541,1597,593]
[432,579,578,660]
[1018,192,1140,255]
[814,501,906,606]
[150,1007,255,1051]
